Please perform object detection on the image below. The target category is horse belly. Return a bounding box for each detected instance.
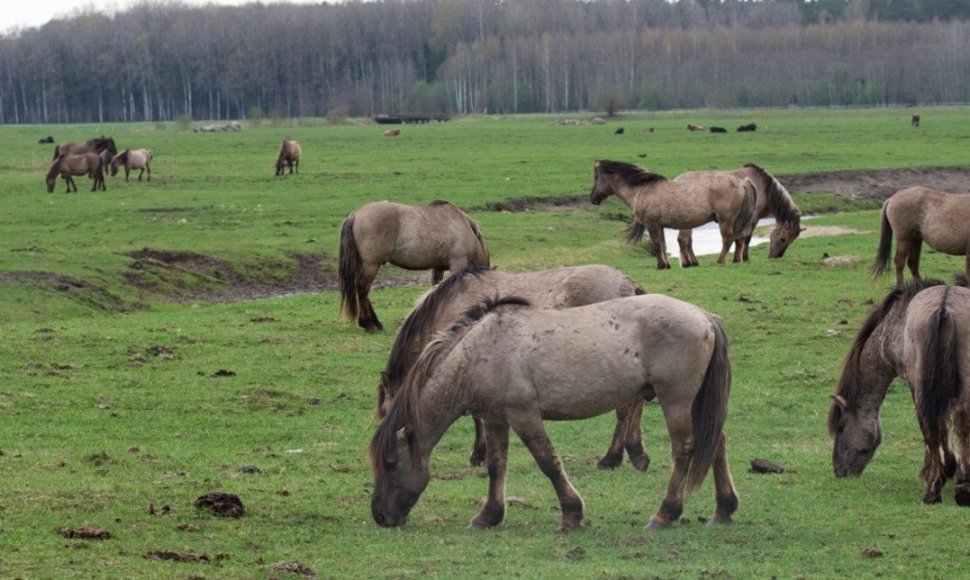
[532,359,645,421]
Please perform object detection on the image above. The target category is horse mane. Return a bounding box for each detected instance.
[378,266,493,415]
[828,278,946,435]
[370,295,531,475]
[596,160,667,187]
[744,163,800,226]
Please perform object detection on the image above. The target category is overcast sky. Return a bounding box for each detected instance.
[0,0,323,33]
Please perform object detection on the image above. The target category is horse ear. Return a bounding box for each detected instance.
[594,160,601,169]
[396,426,411,442]
[830,395,848,410]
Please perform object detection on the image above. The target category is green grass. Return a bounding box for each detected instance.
[2,108,970,578]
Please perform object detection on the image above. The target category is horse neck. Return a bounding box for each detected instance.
[411,365,469,453]
[612,179,648,210]
[843,307,905,414]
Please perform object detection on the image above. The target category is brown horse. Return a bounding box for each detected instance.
[53,136,117,160]
[370,294,737,531]
[377,265,650,471]
[873,186,970,288]
[829,278,970,505]
[275,139,301,176]
[589,160,757,269]
[338,200,489,332]
[675,164,803,266]
[110,149,152,182]
[46,153,106,193]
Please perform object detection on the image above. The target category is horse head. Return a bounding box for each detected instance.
[589,160,614,205]
[370,424,430,527]
[829,395,882,478]
[768,219,804,259]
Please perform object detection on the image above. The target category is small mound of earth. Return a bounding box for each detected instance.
[193,492,245,518]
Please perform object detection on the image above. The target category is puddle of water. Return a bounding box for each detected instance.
[663,218,775,259]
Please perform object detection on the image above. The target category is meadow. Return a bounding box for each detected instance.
[1,107,970,578]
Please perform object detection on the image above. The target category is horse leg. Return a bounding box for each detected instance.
[622,395,649,471]
[646,224,670,270]
[919,418,947,504]
[893,240,913,287]
[66,176,77,193]
[906,241,923,283]
[469,416,487,467]
[742,234,753,262]
[647,407,693,530]
[432,268,445,285]
[953,406,970,506]
[124,166,131,182]
[676,230,695,268]
[596,407,626,470]
[357,266,383,332]
[510,415,584,531]
[469,422,510,529]
[708,432,739,525]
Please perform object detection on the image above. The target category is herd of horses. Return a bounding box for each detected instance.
[341,158,970,531]
[44,136,153,193]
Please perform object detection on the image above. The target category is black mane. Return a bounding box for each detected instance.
[596,160,667,187]
[744,163,800,225]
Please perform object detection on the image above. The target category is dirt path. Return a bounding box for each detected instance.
[780,167,970,199]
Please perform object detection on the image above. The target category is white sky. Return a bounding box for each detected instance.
[0,0,323,33]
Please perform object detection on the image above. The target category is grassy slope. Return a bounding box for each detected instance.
[1,108,969,577]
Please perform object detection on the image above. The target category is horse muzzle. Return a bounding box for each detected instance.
[372,509,408,527]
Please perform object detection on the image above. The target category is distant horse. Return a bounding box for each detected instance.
[736,123,757,132]
[53,136,117,160]
[589,160,757,269]
[376,265,650,471]
[275,139,301,176]
[709,127,727,133]
[370,294,737,530]
[873,186,970,288]
[338,200,489,332]
[38,136,54,144]
[46,153,106,193]
[614,127,625,135]
[675,164,803,266]
[383,129,400,137]
[110,149,152,182]
[687,123,704,131]
[912,113,921,127]
[829,278,970,506]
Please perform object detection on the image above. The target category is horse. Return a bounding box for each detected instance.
[687,123,704,131]
[829,278,970,506]
[588,160,757,269]
[110,149,152,182]
[383,129,400,137]
[338,200,490,332]
[370,294,737,531]
[873,186,970,288]
[912,113,921,127]
[376,265,651,472]
[709,127,727,133]
[52,136,117,160]
[275,139,301,176]
[674,164,803,266]
[736,123,757,132]
[46,153,106,193]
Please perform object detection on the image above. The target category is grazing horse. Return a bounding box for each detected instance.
[53,136,117,160]
[46,153,106,193]
[338,200,489,332]
[687,123,704,131]
[829,278,970,506]
[873,186,970,288]
[588,160,757,269]
[912,113,921,127]
[110,149,152,182]
[376,265,650,471]
[675,164,803,266]
[736,123,757,132]
[370,294,737,530]
[275,139,301,176]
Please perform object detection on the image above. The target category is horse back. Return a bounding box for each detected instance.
[888,187,970,254]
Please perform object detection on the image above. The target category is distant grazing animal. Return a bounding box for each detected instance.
[829,278,970,506]
[687,123,704,131]
[370,294,737,530]
[614,127,624,135]
[52,136,117,160]
[736,123,757,132]
[376,265,650,472]
[110,149,152,182]
[383,129,401,137]
[675,164,803,265]
[38,136,54,144]
[338,200,489,332]
[873,186,970,288]
[912,113,921,127]
[46,153,106,193]
[275,139,301,176]
[643,127,654,134]
[588,159,757,268]
[709,126,727,133]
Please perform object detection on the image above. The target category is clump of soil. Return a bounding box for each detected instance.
[57,526,111,540]
[193,492,245,518]
[270,561,317,578]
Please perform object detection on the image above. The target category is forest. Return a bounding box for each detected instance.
[1,0,968,124]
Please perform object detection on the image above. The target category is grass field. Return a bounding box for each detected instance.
[2,107,970,578]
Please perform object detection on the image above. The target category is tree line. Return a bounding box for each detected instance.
[1,0,968,124]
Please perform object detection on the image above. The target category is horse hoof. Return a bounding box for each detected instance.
[558,519,582,532]
[468,452,485,468]
[630,455,650,472]
[645,517,670,531]
[596,455,622,470]
[954,482,970,506]
[707,515,733,526]
[922,492,943,504]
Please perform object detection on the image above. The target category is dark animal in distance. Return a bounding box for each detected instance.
[709,127,727,133]
[38,136,54,144]
[912,113,921,127]
[275,139,301,176]
[370,294,737,530]
[736,123,757,132]
[614,127,624,135]
[829,278,970,506]
[873,186,970,288]
[376,265,650,472]
[46,153,106,193]
[642,127,654,134]
[338,200,489,332]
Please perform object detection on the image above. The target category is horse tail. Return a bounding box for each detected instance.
[624,219,647,244]
[686,314,732,493]
[338,214,363,323]
[470,219,490,268]
[872,201,893,279]
[731,180,757,240]
[915,288,961,433]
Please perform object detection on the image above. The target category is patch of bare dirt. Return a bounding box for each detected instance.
[799,225,866,238]
[57,526,111,540]
[193,492,245,518]
[779,167,970,199]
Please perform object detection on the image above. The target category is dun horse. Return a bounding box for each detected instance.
[275,139,301,176]
[873,186,970,288]
[338,200,489,332]
[110,149,152,182]
[675,164,803,266]
[589,160,757,269]
[377,265,651,471]
[53,136,117,160]
[829,278,970,505]
[46,153,106,193]
[370,294,737,530]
